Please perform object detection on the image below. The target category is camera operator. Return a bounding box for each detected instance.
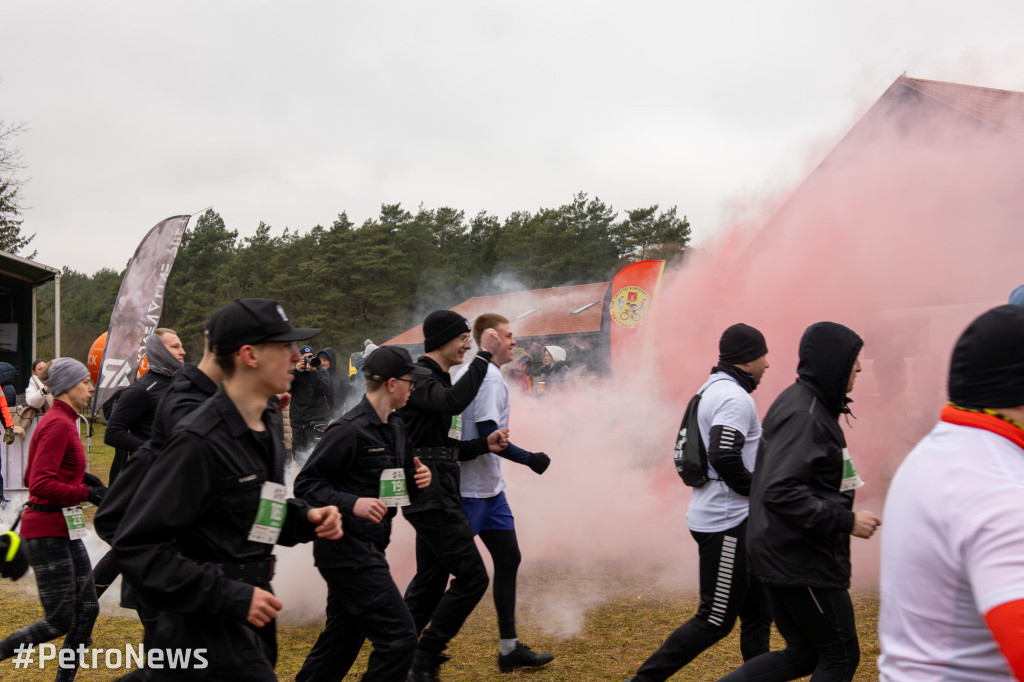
[289,345,331,467]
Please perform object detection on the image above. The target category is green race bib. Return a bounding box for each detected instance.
[248,482,288,544]
[379,468,410,507]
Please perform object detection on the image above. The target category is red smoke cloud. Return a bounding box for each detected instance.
[271,83,1024,633]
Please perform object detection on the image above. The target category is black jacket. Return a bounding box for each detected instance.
[318,347,349,416]
[112,387,315,617]
[295,396,419,568]
[398,352,492,514]
[746,322,864,590]
[95,365,218,543]
[104,370,176,452]
[290,366,332,424]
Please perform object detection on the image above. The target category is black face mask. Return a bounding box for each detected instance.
[711,363,757,394]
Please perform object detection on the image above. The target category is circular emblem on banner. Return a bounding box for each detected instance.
[610,285,652,329]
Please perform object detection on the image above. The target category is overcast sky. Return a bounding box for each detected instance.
[4,1,1024,274]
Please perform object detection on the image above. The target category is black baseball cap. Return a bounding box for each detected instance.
[209,298,321,354]
[363,346,430,383]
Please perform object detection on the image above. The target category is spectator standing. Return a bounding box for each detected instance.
[289,344,331,465]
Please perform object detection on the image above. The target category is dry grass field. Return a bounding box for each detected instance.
[0,424,881,681]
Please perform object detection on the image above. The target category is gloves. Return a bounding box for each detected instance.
[528,452,551,475]
[2,429,13,445]
[83,472,105,488]
[11,426,25,440]
[87,486,108,506]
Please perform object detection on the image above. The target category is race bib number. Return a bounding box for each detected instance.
[448,415,463,440]
[839,447,864,492]
[248,482,288,544]
[62,506,87,540]
[379,468,410,507]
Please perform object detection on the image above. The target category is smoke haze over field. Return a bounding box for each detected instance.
[8,82,1024,642]
[272,96,1024,634]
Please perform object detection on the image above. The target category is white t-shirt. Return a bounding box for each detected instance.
[879,420,1024,681]
[456,362,509,498]
[685,373,761,533]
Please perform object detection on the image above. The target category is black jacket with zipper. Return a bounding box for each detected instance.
[747,322,864,590]
[398,351,492,514]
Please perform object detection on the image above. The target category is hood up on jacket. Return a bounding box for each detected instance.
[543,345,567,363]
[796,322,863,415]
[317,347,339,375]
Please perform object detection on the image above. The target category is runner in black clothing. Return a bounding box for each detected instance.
[398,310,507,682]
[111,299,342,681]
[294,346,432,682]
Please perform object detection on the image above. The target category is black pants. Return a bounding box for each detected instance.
[403,508,489,656]
[296,564,417,682]
[146,587,278,681]
[717,584,860,682]
[93,550,160,653]
[635,519,770,682]
[0,537,99,682]
[479,529,521,640]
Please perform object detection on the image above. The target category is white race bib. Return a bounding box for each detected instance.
[379,468,410,507]
[62,506,88,540]
[247,482,288,544]
[839,447,864,492]
[448,415,463,440]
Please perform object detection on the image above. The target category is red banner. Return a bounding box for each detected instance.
[602,259,665,380]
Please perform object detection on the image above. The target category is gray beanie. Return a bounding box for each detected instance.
[46,358,90,396]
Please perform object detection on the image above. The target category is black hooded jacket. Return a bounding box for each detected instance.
[317,347,348,415]
[746,322,864,590]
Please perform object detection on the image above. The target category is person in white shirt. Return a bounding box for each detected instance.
[456,313,554,673]
[879,304,1024,681]
[626,323,772,682]
[25,358,53,412]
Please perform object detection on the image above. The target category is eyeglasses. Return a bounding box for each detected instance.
[394,377,416,389]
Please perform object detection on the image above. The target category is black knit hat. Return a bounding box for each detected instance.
[422,310,470,353]
[0,531,28,581]
[719,323,768,365]
[948,305,1024,409]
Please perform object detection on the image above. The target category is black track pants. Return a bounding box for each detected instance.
[634,519,770,682]
[717,584,860,682]
[403,508,489,655]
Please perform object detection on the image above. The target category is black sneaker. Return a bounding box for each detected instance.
[407,650,441,682]
[498,642,554,673]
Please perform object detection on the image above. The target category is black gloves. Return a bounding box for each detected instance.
[83,472,104,488]
[87,485,108,506]
[528,452,551,475]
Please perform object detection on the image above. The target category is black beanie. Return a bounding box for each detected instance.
[948,304,1024,409]
[422,310,470,352]
[719,323,768,365]
[0,531,28,581]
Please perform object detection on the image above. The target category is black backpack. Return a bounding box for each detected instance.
[673,379,728,487]
[673,391,709,487]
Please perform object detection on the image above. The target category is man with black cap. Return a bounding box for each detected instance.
[719,321,881,682]
[398,309,507,682]
[112,298,343,681]
[626,323,772,682]
[294,346,433,681]
[290,344,332,466]
[879,304,1024,681]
